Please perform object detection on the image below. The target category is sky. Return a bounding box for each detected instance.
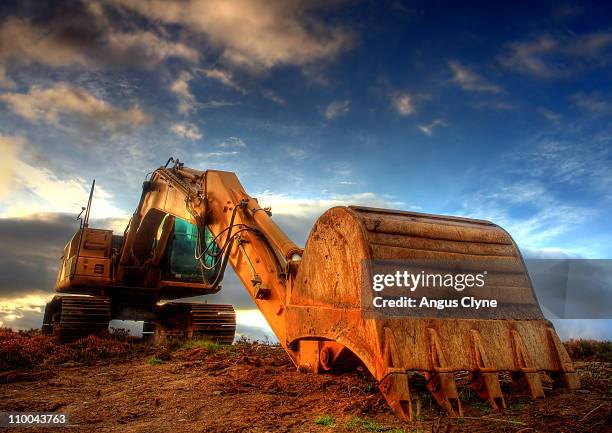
[0,0,611,340]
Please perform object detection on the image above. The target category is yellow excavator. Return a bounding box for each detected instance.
[43,158,579,420]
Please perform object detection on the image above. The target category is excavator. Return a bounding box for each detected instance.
[42,158,579,420]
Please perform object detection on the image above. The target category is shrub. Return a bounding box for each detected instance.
[0,328,144,371]
[314,415,336,427]
[564,339,612,362]
[147,356,165,365]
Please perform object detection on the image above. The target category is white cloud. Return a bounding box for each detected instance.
[392,93,415,116]
[0,292,51,329]
[284,146,307,160]
[0,16,198,87]
[110,0,353,71]
[0,84,151,132]
[500,35,560,77]
[500,32,612,78]
[324,100,350,119]
[255,191,405,218]
[448,61,501,93]
[195,150,239,159]
[170,71,196,114]
[537,108,561,123]
[417,119,447,136]
[0,136,127,221]
[218,137,247,148]
[201,100,237,109]
[261,89,285,105]
[515,140,612,191]
[252,191,407,246]
[2,158,127,221]
[571,92,612,114]
[521,247,583,259]
[201,68,245,93]
[472,101,516,111]
[106,30,198,64]
[0,134,24,199]
[461,180,594,250]
[171,122,202,140]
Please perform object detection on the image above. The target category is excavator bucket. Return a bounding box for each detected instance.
[285,206,579,419]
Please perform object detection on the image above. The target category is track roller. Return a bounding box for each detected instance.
[42,295,111,342]
[154,302,236,344]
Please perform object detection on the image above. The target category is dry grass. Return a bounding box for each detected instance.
[564,338,612,362]
[0,328,145,371]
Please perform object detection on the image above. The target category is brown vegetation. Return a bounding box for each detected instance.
[0,330,610,432]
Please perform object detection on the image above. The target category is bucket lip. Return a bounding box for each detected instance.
[347,205,495,227]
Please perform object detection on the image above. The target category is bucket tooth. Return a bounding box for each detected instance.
[379,327,412,420]
[547,328,581,390]
[379,369,412,420]
[425,372,462,416]
[426,328,463,416]
[296,340,321,373]
[510,330,545,399]
[470,330,505,411]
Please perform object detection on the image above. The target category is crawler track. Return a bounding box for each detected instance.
[190,304,236,344]
[42,295,111,342]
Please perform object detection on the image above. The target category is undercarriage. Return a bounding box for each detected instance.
[42,294,236,344]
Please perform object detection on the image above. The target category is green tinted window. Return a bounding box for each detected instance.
[169,218,219,283]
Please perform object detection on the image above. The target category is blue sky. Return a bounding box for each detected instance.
[0,0,611,339]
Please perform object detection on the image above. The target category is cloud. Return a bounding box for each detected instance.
[257,192,404,217]
[0,215,77,299]
[500,36,558,77]
[105,30,198,65]
[200,100,237,109]
[255,191,406,245]
[218,137,247,148]
[417,119,447,136]
[461,180,594,250]
[0,213,128,329]
[521,247,583,259]
[171,122,202,140]
[170,71,196,114]
[195,150,239,159]
[472,101,516,111]
[458,128,612,255]
[392,93,415,116]
[0,83,151,132]
[571,92,612,115]
[500,32,612,78]
[0,144,127,222]
[513,139,612,190]
[537,108,562,123]
[551,319,612,341]
[0,10,198,86]
[0,134,24,199]
[0,213,124,297]
[111,0,353,71]
[234,309,277,342]
[261,89,285,105]
[324,100,350,119]
[448,61,501,93]
[201,68,246,93]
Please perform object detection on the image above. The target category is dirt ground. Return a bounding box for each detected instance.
[1,342,610,433]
